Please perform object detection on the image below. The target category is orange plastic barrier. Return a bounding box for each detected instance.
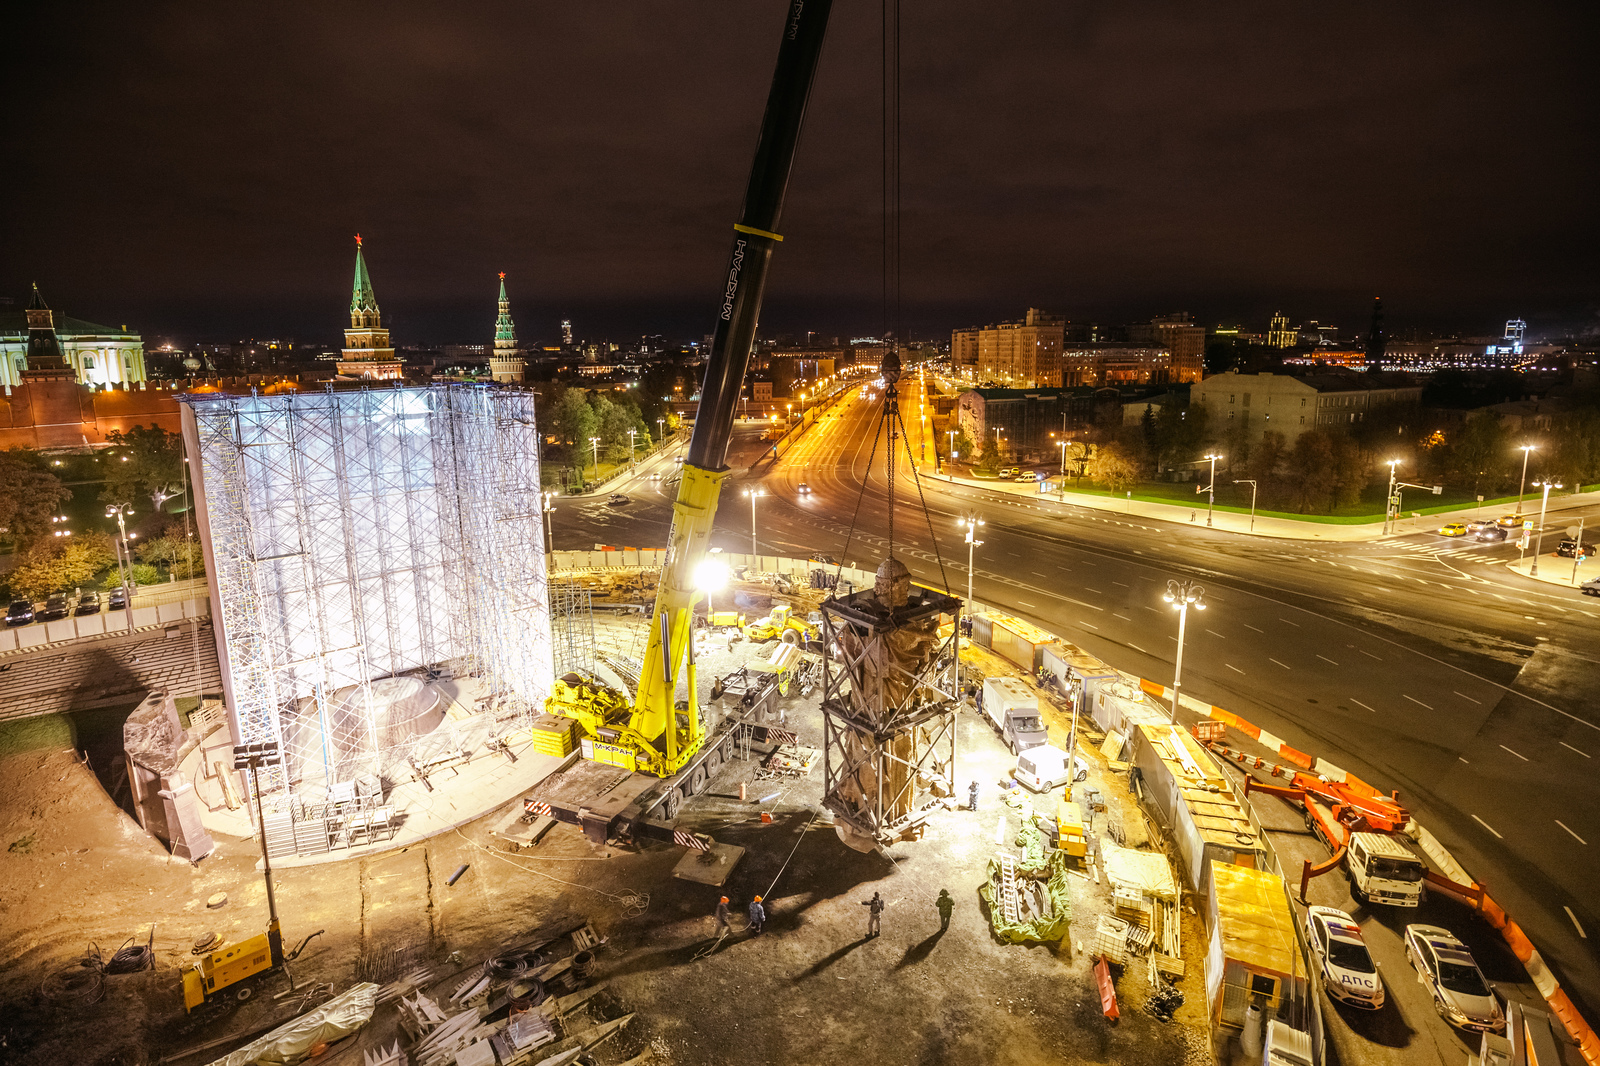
[1094,957,1119,1022]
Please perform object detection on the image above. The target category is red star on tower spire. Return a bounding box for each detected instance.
[355,233,362,246]
[499,272,506,280]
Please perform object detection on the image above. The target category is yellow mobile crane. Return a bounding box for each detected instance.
[540,1,834,827]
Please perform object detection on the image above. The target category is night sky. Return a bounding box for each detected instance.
[4,3,1596,346]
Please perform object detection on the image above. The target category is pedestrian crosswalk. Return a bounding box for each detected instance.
[1364,539,1514,563]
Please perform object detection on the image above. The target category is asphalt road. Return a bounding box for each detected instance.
[553,377,1600,1027]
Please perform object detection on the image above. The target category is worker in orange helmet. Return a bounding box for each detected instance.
[714,896,731,936]
[748,895,766,936]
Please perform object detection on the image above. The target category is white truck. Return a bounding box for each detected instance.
[1346,830,1426,907]
[981,676,1048,754]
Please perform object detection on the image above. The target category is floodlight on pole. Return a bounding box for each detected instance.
[1383,459,1402,535]
[1201,453,1223,527]
[693,558,730,616]
[1162,578,1206,723]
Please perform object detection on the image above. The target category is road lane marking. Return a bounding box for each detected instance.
[1359,649,1382,660]
[1017,601,1037,608]
[1129,643,1148,653]
[1226,664,1244,674]
[1279,618,1300,626]
[1351,698,1375,712]
[1080,622,1099,630]
[1244,624,1263,633]
[1560,741,1591,758]
[1085,587,1103,594]
[1316,655,1339,666]
[1206,629,1225,638]
[1454,691,1480,704]
[1556,820,1588,845]
[1112,581,1129,587]
[1113,613,1131,621]
[1270,658,1291,670]
[1565,906,1588,938]
[1472,815,1503,839]
[1058,566,1073,572]
[1499,745,1528,761]
[1404,695,1432,709]
[1032,572,1048,578]
[1142,606,1158,612]
[1459,756,1469,763]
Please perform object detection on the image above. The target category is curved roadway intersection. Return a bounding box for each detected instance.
[554,381,1600,1021]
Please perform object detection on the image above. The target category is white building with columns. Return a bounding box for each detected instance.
[1,299,146,393]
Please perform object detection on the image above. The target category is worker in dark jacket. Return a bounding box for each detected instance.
[935,889,954,931]
[968,780,979,811]
[748,895,766,936]
[714,896,731,936]
[862,891,884,937]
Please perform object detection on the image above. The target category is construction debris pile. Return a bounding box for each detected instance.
[979,851,1073,944]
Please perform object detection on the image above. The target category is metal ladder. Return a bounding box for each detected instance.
[1000,855,1021,924]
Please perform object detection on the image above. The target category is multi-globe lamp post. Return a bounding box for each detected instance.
[106,503,138,633]
[1162,578,1206,723]
[959,515,984,623]
[1529,479,1562,577]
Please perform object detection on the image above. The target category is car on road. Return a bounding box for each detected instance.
[74,591,100,616]
[1556,538,1596,559]
[1495,513,1525,528]
[1014,471,1039,482]
[1436,522,1468,537]
[37,593,71,621]
[6,600,35,627]
[1582,576,1600,597]
[797,482,811,495]
[1304,906,1384,1010]
[1474,525,1508,542]
[606,494,630,506]
[108,587,128,611]
[999,466,1019,478]
[1403,924,1504,1034]
[1466,519,1497,533]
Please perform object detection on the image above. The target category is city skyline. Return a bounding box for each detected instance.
[4,4,1596,344]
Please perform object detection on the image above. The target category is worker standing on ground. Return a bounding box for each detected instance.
[862,891,884,938]
[935,889,954,932]
[968,780,979,812]
[748,895,766,936]
[714,896,731,937]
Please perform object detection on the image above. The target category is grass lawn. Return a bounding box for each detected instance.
[1055,478,1600,524]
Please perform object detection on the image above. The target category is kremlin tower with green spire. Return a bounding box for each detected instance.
[489,272,526,383]
[337,235,402,380]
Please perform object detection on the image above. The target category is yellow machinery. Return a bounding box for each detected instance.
[544,0,834,781]
[707,609,747,630]
[743,604,817,645]
[183,743,323,1010]
[1057,798,1087,859]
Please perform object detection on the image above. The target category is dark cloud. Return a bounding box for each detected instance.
[3,2,1595,344]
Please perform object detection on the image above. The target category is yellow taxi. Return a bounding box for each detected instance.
[1437,522,1469,537]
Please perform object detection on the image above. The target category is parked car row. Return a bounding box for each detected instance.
[1305,906,1505,1033]
[5,589,124,627]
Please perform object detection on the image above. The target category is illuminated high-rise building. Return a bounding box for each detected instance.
[1267,312,1295,348]
[337,235,402,380]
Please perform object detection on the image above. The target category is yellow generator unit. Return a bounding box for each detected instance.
[181,920,322,1011]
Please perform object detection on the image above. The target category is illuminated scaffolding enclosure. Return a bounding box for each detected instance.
[180,384,553,803]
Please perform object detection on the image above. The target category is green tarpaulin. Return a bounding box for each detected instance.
[979,850,1073,944]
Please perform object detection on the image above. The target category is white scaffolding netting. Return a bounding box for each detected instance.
[181,385,554,797]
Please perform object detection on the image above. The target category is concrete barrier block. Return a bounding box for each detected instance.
[77,613,106,637]
[157,601,184,623]
[45,619,75,643]
[131,606,160,628]
[17,626,49,649]
[0,629,16,653]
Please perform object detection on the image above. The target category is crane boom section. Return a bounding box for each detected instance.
[626,0,833,776]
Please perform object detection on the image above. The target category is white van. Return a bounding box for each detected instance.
[1014,743,1077,793]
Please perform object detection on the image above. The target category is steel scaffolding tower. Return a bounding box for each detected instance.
[179,384,553,799]
[548,581,597,677]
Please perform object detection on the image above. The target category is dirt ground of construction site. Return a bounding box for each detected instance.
[0,576,1216,1066]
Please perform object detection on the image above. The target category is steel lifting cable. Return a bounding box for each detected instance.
[832,408,885,586]
[890,399,952,594]
[451,828,649,919]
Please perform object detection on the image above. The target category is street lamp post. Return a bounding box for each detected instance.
[1232,479,1258,532]
[1202,453,1222,527]
[744,487,766,558]
[588,436,600,482]
[627,428,638,469]
[1383,459,1401,535]
[106,504,137,633]
[542,490,557,553]
[1516,445,1537,514]
[1058,440,1068,477]
[959,516,985,622]
[1162,578,1206,723]
[657,417,665,447]
[1530,480,1562,577]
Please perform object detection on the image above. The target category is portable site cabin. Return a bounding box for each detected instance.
[1093,681,1168,736]
[970,612,1055,672]
[1040,642,1119,708]
[1130,723,1265,890]
[1204,862,1309,1032]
